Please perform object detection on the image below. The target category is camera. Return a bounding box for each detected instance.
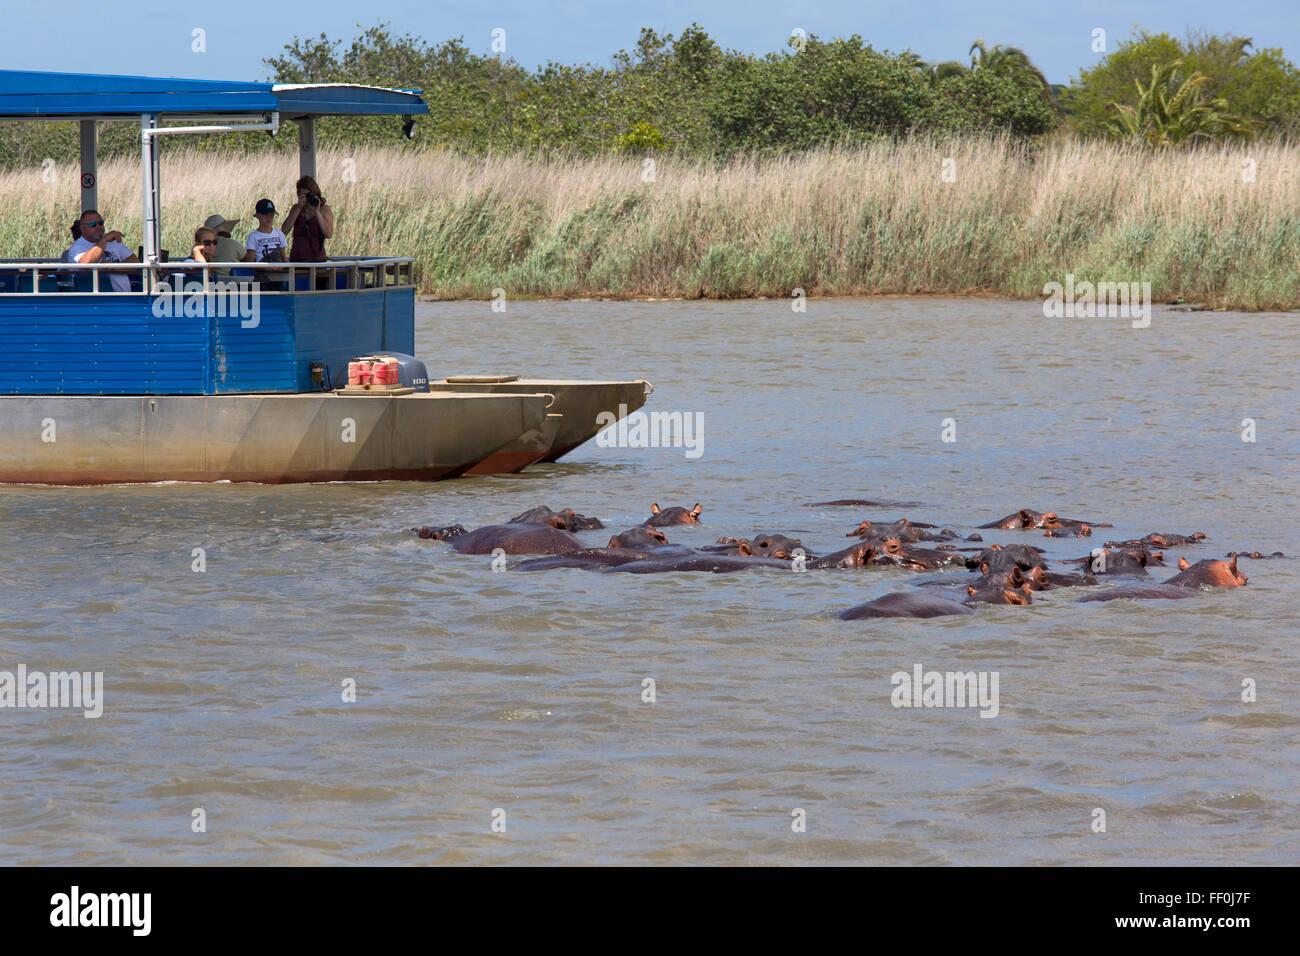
[305,193,321,208]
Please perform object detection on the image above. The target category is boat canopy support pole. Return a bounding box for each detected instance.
[141,113,160,264]
[79,120,98,214]
[297,117,316,180]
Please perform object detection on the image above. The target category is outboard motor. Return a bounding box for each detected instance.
[342,352,429,392]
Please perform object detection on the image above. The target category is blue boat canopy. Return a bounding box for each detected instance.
[0,69,429,120]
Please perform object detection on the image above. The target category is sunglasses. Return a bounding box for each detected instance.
[200,240,217,246]
[83,220,105,228]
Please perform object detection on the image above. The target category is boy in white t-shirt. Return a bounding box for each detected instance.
[69,210,139,292]
[243,199,289,263]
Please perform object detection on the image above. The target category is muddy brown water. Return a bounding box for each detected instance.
[1,298,1297,864]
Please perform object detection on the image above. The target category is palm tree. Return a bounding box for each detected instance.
[1108,60,1252,146]
[968,39,1051,95]
[900,51,968,89]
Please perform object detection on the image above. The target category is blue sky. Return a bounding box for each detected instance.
[4,1,1296,85]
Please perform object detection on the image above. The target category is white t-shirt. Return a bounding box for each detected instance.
[69,237,134,291]
[246,228,288,262]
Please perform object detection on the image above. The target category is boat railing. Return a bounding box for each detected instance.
[0,256,415,295]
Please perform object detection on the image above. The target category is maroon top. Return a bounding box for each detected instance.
[291,213,326,262]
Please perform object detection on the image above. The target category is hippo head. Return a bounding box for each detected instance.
[750,534,803,559]
[846,520,873,538]
[413,523,467,540]
[1174,554,1248,586]
[966,584,1033,605]
[645,502,703,526]
[610,527,669,550]
[977,562,1027,589]
[539,509,574,530]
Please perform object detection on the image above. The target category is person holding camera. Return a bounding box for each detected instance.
[281,175,333,262]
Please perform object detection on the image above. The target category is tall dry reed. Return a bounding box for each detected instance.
[1,138,1296,308]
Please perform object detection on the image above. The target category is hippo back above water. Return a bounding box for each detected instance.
[450,523,583,555]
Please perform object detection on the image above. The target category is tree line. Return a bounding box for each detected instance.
[2,24,1297,167]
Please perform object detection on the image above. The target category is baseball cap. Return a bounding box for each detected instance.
[255,199,276,215]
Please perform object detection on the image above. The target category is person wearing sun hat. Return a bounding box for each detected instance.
[202,213,245,263]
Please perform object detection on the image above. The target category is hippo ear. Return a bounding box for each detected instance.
[650,503,661,514]
[1177,557,1189,569]
[608,536,620,548]
[967,584,977,595]
[979,561,990,574]
[738,541,754,556]
[1228,553,1239,574]
[1009,566,1025,586]
[690,503,702,517]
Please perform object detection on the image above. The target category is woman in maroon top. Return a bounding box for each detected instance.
[281,175,334,262]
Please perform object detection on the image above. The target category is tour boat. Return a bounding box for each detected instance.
[0,69,649,483]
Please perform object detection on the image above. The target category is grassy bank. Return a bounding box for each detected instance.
[1,138,1297,309]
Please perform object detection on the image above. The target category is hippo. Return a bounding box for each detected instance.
[516,548,662,571]
[964,545,1047,572]
[516,528,678,570]
[413,524,467,540]
[702,534,803,559]
[809,541,878,569]
[1077,584,1201,603]
[845,519,950,542]
[604,552,789,574]
[748,533,805,559]
[644,503,703,527]
[846,520,919,541]
[1233,551,1285,559]
[699,540,758,557]
[450,523,583,555]
[508,505,604,531]
[979,509,1110,530]
[1040,570,1099,588]
[839,592,974,619]
[1038,511,1109,530]
[970,563,1042,591]
[876,544,967,570]
[1043,524,1091,538]
[1104,532,1207,549]
[1064,547,1162,576]
[1164,555,1248,588]
[964,584,1033,606]
[609,527,669,549]
[978,509,1046,530]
